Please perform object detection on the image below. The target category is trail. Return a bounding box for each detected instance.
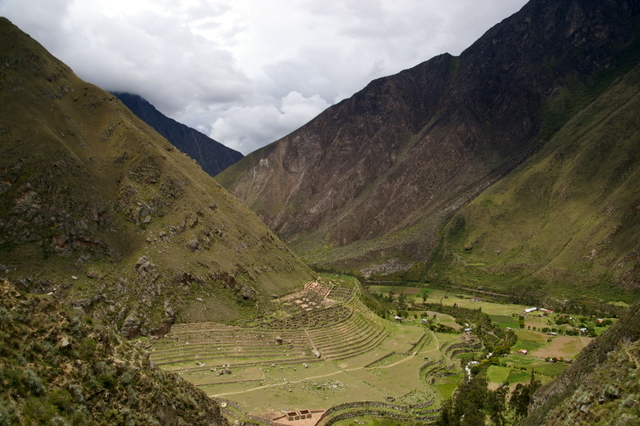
[214,329,441,397]
[624,346,640,370]
[213,363,361,397]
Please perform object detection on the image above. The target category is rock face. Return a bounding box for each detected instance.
[113,92,243,176]
[0,17,315,335]
[217,0,640,277]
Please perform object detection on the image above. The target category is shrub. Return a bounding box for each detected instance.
[127,386,138,408]
[100,372,116,389]
[0,307,9,324]
[23,398,57,423]
[77,337,97,358]
[0,400,17,426]
[68,383,84,403]
[24,369,45,396]
[48,388,73,412]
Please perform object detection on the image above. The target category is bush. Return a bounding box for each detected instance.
[100,373,116,389]
[0,307,9,324]
[0,400,17,426]
[24,369,45,396]
[49,388,73,412]
[77,338,97,358]
[23,398,57,423]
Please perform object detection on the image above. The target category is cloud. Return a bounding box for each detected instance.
[0,0,528,154]
[208,91,331,154]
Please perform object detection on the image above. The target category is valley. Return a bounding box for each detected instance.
[147,274,618,424]
[2,0,640,424]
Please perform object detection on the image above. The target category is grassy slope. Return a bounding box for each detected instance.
[435,63,640,302]
[0,18,314,331]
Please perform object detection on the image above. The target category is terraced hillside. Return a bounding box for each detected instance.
[148,277,486,424]
[150,280,390,376]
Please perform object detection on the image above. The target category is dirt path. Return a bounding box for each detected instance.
[215,330,441,397]
[377,331,433,369]
[624,346,640,370]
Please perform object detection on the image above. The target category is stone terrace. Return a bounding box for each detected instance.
[149,284,389,374]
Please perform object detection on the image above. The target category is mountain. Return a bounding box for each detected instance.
[112,92,243,177]
[438,60,640,301]
[217,0,640,297]
[0,17,315,337]
[519,299,640,425]
[0,279,228,425]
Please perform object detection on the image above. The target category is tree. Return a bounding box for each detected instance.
[487,385,508,426]
[509,370,541,419]
[398,291,407,309]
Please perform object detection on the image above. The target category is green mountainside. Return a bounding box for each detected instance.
[0,279,228,425]
[0,17,315,336]
[217,0,640,304]
[436,62,640,302]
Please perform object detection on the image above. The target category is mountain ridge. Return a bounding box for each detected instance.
[112,92,243,177]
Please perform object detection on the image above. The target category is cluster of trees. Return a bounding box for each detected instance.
[421,303,517,355]
[438,371,541,425]
[484,286,625,319]
[420,313,459,334]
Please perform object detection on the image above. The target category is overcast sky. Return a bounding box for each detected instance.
[1,0,528,154]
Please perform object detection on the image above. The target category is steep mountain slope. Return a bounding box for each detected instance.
[113,92,243,176]
[439,62,640,300]
[217,0,640,283]
[518,301,640,425]
[0,279,228,425]
[0,17,314,336]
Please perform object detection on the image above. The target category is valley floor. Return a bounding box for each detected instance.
[147,277,614,425]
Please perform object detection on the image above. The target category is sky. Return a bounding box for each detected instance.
[1,0,528,154]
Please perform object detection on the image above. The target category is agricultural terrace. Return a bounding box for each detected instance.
[148,279,615,425]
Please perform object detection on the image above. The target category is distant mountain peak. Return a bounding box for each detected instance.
[113,92,243,176]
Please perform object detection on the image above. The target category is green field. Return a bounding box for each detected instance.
[490,314,520,329]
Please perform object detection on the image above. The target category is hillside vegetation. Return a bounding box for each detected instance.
[437,62,640,301]
[0,279,228,425]
[0,17,314,336]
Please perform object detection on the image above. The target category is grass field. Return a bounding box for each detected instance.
[490,314,520,329]
[487,365,512,384]
[530,336,592,359]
